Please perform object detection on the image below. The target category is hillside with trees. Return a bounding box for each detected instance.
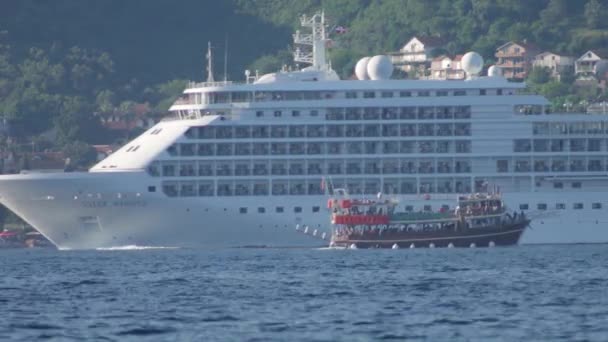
[0,0,608,167]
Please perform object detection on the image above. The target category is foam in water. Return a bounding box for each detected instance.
[95,245,180,251]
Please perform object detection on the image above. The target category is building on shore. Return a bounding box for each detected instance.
[429,55,465,80]
[390,36,446,78]
[495,41,540,81]
[533,52,574,81]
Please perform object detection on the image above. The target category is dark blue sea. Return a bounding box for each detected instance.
[1,245,607,341]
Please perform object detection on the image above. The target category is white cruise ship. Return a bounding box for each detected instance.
[1,12,608,249]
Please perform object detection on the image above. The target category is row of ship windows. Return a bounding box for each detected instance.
[533,122,608,135]
[511,159,607,173]
[200,90,508,105]
[184,122,472,140]
[257,106,473,121]
[234,202,604,215]
[161,178,477,197]
[149,159,474,177]
[520,202,602,210]
[514,139,608,153]
[169,140,472,157]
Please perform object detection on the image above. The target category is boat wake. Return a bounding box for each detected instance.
[95,245,180,251]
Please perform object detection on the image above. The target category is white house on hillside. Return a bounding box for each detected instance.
[575,50,607,78]
[390,36,446,75]
[533,52,574,81]
[429,55,465,80]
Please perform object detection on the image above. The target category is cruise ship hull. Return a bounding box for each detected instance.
[1,171,607,249]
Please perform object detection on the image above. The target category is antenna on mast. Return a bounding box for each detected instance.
[206,41,215,82]
[223,34,228,82]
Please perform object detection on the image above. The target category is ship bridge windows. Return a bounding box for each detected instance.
[533,122,550,135]
[437,141,450,153]
[347,141,363,154]
[363,141,378,154]
[235,182,251,196]
[454,160,471,173]
[271,161,287,175]
[216,143,232,156]
[382,124,399,137]
[289,161,305,175]
[382,160,399,174]
[533,139,549,152]
[253,161,269,176]
[167,144,178,156]
[589,159,604,171]
[328,160,343,175]
[551,158,567,172]
[328,142,344,154]
[514,139,532,152]
[418,124,434,136]
[289,142,305,155]
[162,182,178,197]
[382,108,398,120]
[556,203,566,209]
[162,164,176,177]
[272,181,288,196]
[400,179,417,194]
[235,162,250,176]
[307,142,323,154]
[345,108,361,120]
[419,179,435,193]
[345,125,362,137]
[418,107,434,120]
[363,91,375,99]
[400,91,412,97]
[592,203,602,209]
[252,143,269,155]
[551,139,566,152]
[573,203,583,210]
[570,139,586,152]
[364,160,381,174]
[514,159,531,172]
[534,159,549,172]
[588,139,602,152]
[363,124,380,137]
[147,162,160,176]
[307,125,324,138]
[454,123,471,136]
[217,182,233,196]
[252,126,269,138]
[198,126,215,139]
[418,160,434,174]
[400,141,415,153]
[180,182,196,197]
[179,163,196,177]
[198,144,214,156]
[419,141,435,153]
[271,126,287,138]
[346,91,358,99]
[455,141,471,153]
[383,179,399,194]
[289,180,306,195]
[271,143,287,155]
[253,181,269,196]
[305,160,323,175]
[454,90,466,96]
[199,162,214,176]
[454,106,471,119]
[216,162,233,176]
[437,124,453,136]
[400,124,416,137]
[436,107,453,119]
[326,108,344,121]
[437,179,453,193]
[437,159,452,173]
[496,160,509,173]
[235,143,251,156]
[364,179,381,195]
[363,108,380,120]
[235,126,251,138]
[400,160,416,174]
[346,160,362,174]
[381,91,394,98]
[383,141,399,154]
[289,126,305,138]
[568,122,586,135]
[326,125,344,137]
[400,107,416,120]
[570,160,585,172]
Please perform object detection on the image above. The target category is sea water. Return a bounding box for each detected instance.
[0,245,607,341]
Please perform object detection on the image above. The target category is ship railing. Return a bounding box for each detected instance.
[188,81,235,88]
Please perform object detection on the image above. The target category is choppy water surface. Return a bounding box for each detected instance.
[1,245,607,341]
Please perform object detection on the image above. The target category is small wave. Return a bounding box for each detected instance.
[96,245,180,251]
[116,326,177,336]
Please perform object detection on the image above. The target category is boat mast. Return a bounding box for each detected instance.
[293,11,329,71]
[206,41,215,82]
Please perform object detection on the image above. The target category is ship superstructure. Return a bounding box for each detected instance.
[1,12,608,249]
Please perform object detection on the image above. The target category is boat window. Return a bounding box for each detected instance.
[363,91,375,98]
[592,203,602,209]
[399,91,411,97]
[436,90,448,96]
[423,205,432,212]
[572,182,582,189]
[274,110,282,117]
[276,207,284,213]
[132,145,140,152]
[256,111,264,117]
[556,203,565,210]
[573,203,583,210]
[294,207,302,213]
[519,204,529,210]
[312,206,320,213]
[310,110,319,117]
[148,186,156,193]
[292,110,300,117]
[405,205,414,212]
[454,90,466,96]
[537,203,547,210]
[346,91,357,99]
[258,207,265,213]
[479,89,486,96]
[418,91,430,97]
[239,207,247,214]
[553,182,563,189]
[381,91,393,98]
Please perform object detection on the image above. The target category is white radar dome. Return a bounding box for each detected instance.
[355,57,371,80]
[596,60,608,79]
[367,55,393,80]
[461,51,484,77]
[488,65,502,77]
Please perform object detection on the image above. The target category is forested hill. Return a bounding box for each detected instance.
[0,0,607,151]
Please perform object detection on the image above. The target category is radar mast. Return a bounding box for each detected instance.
[293,11,330,71]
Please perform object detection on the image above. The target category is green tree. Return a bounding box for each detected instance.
[527,67,552,85]
[62,141,97,170]
[585,0,604,29]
